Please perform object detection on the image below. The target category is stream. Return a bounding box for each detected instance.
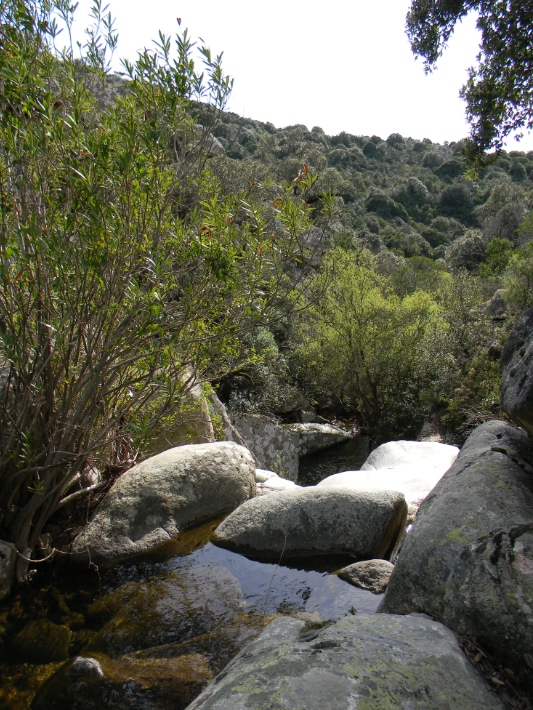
[0,436,379,709]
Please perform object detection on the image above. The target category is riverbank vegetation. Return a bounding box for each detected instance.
[0,0,321,576]
[2,0,533,571]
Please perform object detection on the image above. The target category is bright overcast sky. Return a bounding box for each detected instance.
[70,0,533,151]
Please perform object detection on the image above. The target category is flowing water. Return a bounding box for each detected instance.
[0,437,378,709]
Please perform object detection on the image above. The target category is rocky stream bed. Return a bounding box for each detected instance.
[0,438,380,709]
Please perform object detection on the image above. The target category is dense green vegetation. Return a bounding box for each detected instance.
[211,107,532,439]
[0,0,320,577]
[2,0,533,575]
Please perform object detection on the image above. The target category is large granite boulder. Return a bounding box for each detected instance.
[379,420,533,692]
[282,422,351,457]
[212,487,407,560]
[186,614,505,709]
[360,439,459,472]
[317,440,459,506]
[228,413,299,481]
[501,306,533,435]
[10,619,72,664]
[71,442,256,563]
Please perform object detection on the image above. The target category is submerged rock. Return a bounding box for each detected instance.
[337,559,394,594]
[71,442,256,563]
[212,487,407,560]
[186,614,505,709]
[11,620,72,664]
[85,564,243,658]
[379,420,533,692]
[32,650,211,710]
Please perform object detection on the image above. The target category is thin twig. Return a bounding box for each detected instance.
[262,531,287,621]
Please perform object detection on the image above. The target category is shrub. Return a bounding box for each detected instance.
[0,0,316,579]
[294,248,446,439]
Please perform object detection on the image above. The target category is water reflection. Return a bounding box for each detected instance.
[298,435,371,486]
[101,539,382,623]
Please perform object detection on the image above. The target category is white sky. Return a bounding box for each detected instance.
[69,0,533,151]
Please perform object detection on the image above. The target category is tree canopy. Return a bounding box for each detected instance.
[406,0,533,156]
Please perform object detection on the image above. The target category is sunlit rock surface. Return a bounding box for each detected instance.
[318,440,459,506]
[71,442,256,563]
[186,615,505,709]
[282,422,351,457]
[337,559,394,594]
[212,487,407,560]
[228,413,300,481]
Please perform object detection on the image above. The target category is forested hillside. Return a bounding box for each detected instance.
[211,110,533,259]
[206,110,533,442]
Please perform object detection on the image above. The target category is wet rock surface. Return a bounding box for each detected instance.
[85,563,244,658]
[212,487,407,560]
[33,651,212,710]
[71,442,256,563]
[379,420,533,692]
[11,619,72,664]
[186,614,505,710]
[337,559,394,594]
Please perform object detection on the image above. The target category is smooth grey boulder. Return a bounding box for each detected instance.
[282,422,351,457]
[71,442,256,563]
[360,439,459,472]
[254,468,278,483]
[379,420,533,692]
[338,559,394,594]
[501,306,533,435]
[212,487,407,560]
[255,476,301,497]
[186,614,505,710]
[318,440,459,506]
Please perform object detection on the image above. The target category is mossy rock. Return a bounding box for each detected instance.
[186,615,504,709]
[380,420,533,693]
[32,651,212,710]
[85,564,243,658]
[10,619,72,664]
